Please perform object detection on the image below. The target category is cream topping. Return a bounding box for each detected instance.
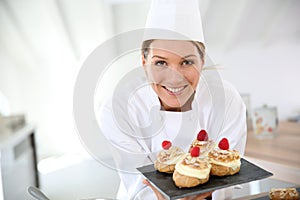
[209,159,241,169]
[191,140,216,155]
[156,146,185,165]
[175,154,211,179]
[209,148,241,169]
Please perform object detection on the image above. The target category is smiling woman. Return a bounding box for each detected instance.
[142,40,205,112]
[97,0,247,199]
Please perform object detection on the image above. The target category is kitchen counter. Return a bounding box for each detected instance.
[245,121,300,184]
[0,124,39,199]
[233,178,298,200]
[236,121,300,199]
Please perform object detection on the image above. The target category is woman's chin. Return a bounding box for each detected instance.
[160,93,195,111]
[161,101,186,111]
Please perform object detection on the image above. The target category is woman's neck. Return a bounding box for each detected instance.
[160,92,195,112]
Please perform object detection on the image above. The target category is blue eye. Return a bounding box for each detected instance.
[154,60,167,66]
[182,60,194,65]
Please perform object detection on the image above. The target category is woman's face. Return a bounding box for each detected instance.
[142,40,204,111]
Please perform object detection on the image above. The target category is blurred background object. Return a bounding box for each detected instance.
[0,124,38,200]
[0,91,11,117]
[0,0,299,199]
[288,114,300,123]
[252,105,278,139]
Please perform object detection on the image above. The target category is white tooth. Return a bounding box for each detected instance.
[166,86,184,93]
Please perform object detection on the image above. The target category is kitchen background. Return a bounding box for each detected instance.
[0,0,299,199]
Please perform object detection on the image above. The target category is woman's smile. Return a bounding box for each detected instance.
[162,85,188,96]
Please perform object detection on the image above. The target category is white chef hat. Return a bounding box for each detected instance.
[143,0,205,44]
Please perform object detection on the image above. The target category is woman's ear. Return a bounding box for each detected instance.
[141,54,150,79]
[141,54,146,66]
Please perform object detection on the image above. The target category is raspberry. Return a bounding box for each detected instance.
[218,138,229,150]
[190,146,200,157]
[162,140,172,150]
[197,130,208,141]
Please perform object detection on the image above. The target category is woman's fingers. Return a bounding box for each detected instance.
[143,179,166,200]
[178,191,213,200]
[144,179,212,200]
[193,191,213,200]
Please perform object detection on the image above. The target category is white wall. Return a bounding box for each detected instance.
[210,41,300,120]
[0,55,23,114]
[112,1,150,33]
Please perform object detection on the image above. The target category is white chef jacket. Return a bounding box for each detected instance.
[98,70,247,200]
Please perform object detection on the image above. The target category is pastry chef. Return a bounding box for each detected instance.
[98,0,247,199]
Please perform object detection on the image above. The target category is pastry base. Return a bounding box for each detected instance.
[172,170,209,188]
[154,161,175,173]
[210,163,240,176]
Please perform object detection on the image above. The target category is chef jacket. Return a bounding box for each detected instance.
[98,69,247,200]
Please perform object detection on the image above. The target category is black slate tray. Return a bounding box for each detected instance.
[137,158,273,200]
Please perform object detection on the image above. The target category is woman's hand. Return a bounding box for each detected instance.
[178,192,212,200]
[143,179,213,200]
[143,179,167,200]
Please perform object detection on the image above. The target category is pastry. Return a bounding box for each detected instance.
[173,147,211,188]
[190,130,215,155]
[269,188,299,200]
[154,140,184,173]
[208,138,241,176]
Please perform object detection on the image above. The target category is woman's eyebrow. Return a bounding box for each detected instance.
[152,55,196,59]
[182,54,197,59]
[151,55,167,59]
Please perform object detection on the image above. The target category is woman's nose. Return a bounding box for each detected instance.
[166,65,185,82]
